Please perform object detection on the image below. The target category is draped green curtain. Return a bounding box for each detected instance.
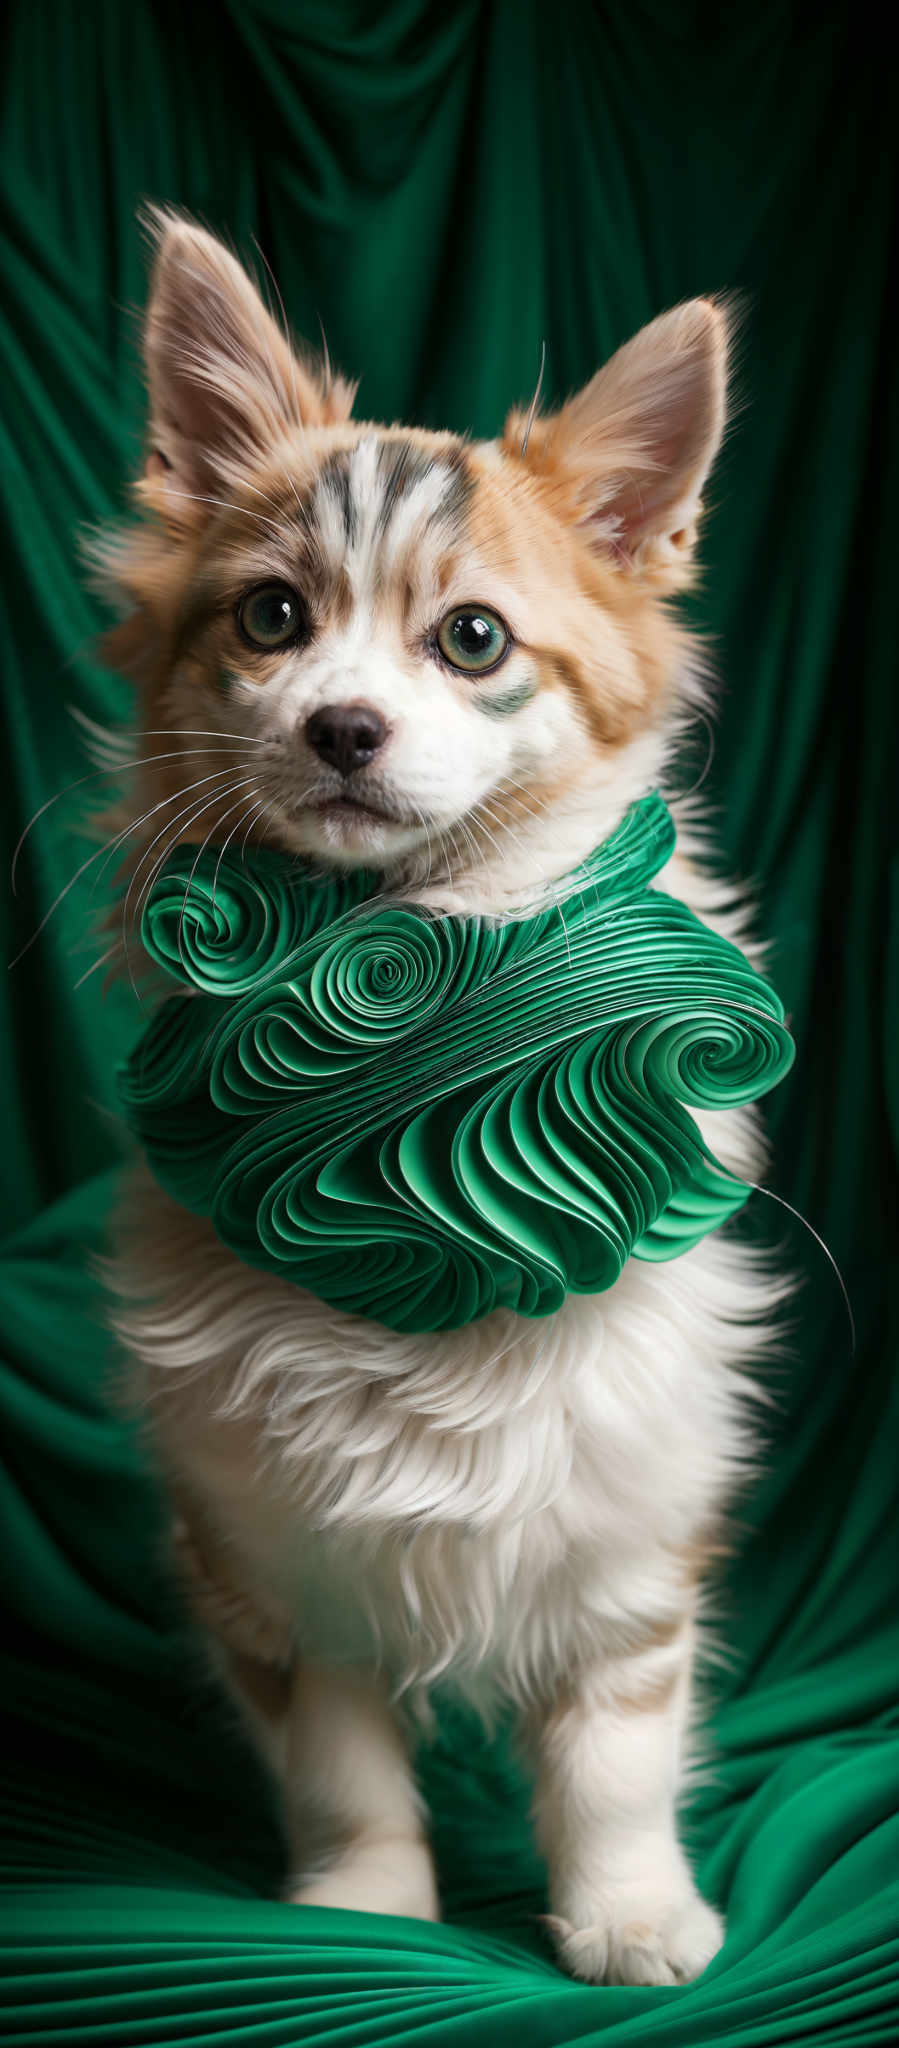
[1,4,896,2043]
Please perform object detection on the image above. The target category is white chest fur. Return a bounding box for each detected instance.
[118,1177,775,1709]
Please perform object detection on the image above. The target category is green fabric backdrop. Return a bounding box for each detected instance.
[1,3,897,2043]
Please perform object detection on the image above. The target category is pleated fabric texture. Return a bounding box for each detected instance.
[1,4,897,2044]
[120,794,794,1329]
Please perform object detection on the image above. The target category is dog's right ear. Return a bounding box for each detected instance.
[140,208,356,514]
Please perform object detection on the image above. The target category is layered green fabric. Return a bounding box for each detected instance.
[1,4,896,2045]
[120,796,793,1328]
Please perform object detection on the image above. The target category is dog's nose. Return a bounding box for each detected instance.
[304,702,389,776]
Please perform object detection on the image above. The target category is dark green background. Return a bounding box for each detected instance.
[1,4,897,2042]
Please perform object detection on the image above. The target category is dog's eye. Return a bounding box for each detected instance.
[237,583,307,650]
[436,604,510,675]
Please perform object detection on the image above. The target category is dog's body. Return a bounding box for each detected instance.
[101,213,786,1984]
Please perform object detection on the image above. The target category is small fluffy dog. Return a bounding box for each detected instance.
[101,212,784,1985]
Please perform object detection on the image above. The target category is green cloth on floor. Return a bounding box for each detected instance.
[1,4,896,2043]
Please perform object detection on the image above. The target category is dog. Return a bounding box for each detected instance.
[98,209,786,1985]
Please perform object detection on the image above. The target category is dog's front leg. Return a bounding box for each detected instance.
[282,1662,440,1923]
[533,1614,723,1985]
[173,1511,438,1924]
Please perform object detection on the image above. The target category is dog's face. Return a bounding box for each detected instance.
[100,214,729,901]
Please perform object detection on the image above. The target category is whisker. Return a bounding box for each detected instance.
[113,728,267,742]
[520,339,546,457]
[122,773,261,1002]
[129,774,261,926]
[6,767,244,976]
[185,797,278,1067]
[122,776,254,940]
[450,812,484,886]
[177,784,262,969]
[8,835,125,971]
[72,942,119,992]
[12,740,265,892]
[210,791,267,911]
[474,791,573,965]
[742,1180,855,1358]
[441,816,475,893]
[419,807,435,893]
[155,486,285,538]
[473,796,533,866]
[240,797,272,860]
[484,788,554,859]
[218,465,297,523]
[498,774,551,818]
[89,765,252,902]
[221,474,287,518]
[673,713,716,801]
[474,796,559,923]
[250,232,306,452]
[405,802,435,894]
[271,451,305,522]
[316,314,334,400]
[553,894,573,971]
[443,814,464,900]
[467,804,508,870]
[482,786,553,849]
[487,782,545,825]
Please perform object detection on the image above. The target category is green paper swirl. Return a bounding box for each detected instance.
[118,792,794,1332]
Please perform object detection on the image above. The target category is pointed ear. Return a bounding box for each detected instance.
[140,208,356,512]
[504,299,732,590]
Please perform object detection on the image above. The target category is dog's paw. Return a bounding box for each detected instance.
[546,1889,724,1986]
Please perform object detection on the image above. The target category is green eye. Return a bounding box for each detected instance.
[237,583,307,650]
[436,604,510,675]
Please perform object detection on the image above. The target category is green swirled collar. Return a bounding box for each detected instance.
[118,792,794,1332]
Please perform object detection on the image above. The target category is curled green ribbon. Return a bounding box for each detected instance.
[119,793,794,1331]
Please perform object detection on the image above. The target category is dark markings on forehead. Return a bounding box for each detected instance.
[432,443,475,528]
[314,437,474,545]
[376,438,435,528]
[317,450,358,543]
[375,437,474,529]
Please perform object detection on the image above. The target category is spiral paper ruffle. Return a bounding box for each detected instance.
[119,793,794,1331]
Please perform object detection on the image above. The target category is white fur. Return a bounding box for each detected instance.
[108,798,787,1980]
[117,1176,775,1705]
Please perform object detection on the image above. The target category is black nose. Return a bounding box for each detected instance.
[304,702,389,776]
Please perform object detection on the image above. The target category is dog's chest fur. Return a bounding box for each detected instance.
[122,1168,767,1709]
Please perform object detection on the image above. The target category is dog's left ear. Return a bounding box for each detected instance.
[504,300,731,591]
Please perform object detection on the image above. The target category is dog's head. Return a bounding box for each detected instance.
[98,212,730,909]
